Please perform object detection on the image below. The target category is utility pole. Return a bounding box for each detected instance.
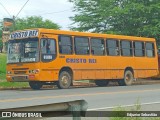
[12,16,16,31]
[1,0,29,52]
[2,18,13,52]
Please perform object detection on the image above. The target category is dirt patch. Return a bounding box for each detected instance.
[73,79,160,87]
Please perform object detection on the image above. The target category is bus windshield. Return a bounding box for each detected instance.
[7,38,39,63]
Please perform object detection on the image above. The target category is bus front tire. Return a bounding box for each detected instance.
[118,70,133,86]
[95,80,109,87]
[57,71,72,89]
[29,81,43,90]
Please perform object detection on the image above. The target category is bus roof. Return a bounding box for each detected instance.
[11,28,155,42]
[38,28,155,42]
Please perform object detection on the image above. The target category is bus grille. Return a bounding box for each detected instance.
[12,68,29,70]
[14,71,27,74]
[12,76,28,81]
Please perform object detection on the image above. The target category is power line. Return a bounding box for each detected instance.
[0,1,11,17]
[0,0,72,18]
[38,9,72,16]
[15,0,30,19]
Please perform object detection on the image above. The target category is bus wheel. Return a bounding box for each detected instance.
[118,70,133,86]
[95,80,109,87]
[29,81,43,90]
[57,71,72,89]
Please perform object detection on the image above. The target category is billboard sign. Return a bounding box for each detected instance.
[3,18,14,27]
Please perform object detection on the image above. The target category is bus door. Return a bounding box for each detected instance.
[40,34,58,81]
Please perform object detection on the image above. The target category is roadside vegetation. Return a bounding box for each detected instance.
[0,53,6,80]
[110,100,160,120]
[70,0,160,43]
[0,53,28,88]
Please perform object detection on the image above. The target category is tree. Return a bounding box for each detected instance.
[69,0,160,42]
[0,20,3,53]
[0,40,3,53]
[14,16,61,30]
[0,31,2,53]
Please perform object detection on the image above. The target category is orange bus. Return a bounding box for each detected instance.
[6,28,159,89]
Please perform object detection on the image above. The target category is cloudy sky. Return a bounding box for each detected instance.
[0,0,75,30]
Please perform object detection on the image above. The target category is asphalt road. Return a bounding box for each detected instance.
[0,84,160,111]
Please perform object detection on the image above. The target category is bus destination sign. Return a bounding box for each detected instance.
[10,30,38,39]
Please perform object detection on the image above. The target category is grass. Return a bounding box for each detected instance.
[0,53,29,88]
[0,73,6,81]
[0,82,29,88]
[110,100,160,120]
[0,53,6,72]
[0,53,7,81]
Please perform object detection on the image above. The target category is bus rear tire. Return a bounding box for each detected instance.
[29,81,43,90]
[118,70,133,86]
[95,80,109,87]
[57,71,72,89]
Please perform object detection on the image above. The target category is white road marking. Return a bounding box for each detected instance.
[88,101,160,111]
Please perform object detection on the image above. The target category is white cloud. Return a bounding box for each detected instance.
[0,0,75,30]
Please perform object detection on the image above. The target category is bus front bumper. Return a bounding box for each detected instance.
[7,74,39,82]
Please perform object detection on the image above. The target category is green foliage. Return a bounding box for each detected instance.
[0,32,2,47]
[0,21,2,31]
[0,30,3,52]
[14,16,61,30]
[0,29,2,37]
[0,82,28,88]
[0,53,6,74]
[0,54,6,81]
[110,103,160,120]
[0,29,2,40]
[69,0,160,42]
[0,40,2,48]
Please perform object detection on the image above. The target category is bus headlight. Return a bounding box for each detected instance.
[7,71,12,74]
[29,69,40,74]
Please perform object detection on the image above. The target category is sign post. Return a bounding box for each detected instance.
[2,18,14,52]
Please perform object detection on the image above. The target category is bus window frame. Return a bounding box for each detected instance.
[120,40,133,57]
[90,37,105,56]
[145,42,155,58]
[58,35,74,55]
[74,36,90,55]
[40,38,57,63]
[106,39,120,56]
[133,41,145,57]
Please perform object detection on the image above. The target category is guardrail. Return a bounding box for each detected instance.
[0,100,88,120]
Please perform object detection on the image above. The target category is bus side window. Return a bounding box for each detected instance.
[59,35,73,54]
[91,38,105,55]
[49,40,56,54]
[146,42,155,57]
[41,38,56,62]
[106,39,119,56]
[74,37,89,55]
[134,41,145,57]
[41,39,47,54]
[41,39,56,54]
[120,40,132,56]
